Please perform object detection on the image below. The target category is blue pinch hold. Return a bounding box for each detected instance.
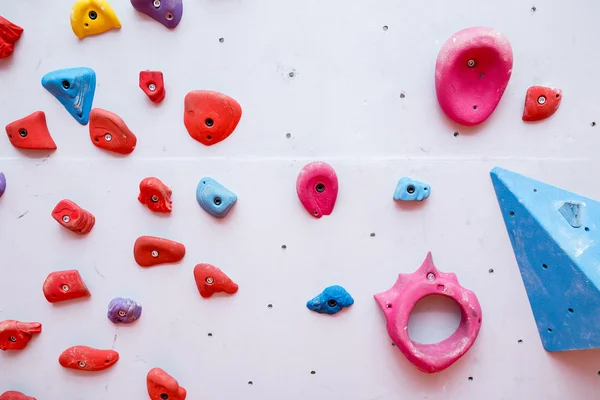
[306,285,354,315]
[107,297,142,324]
[41,67,96,125]
[196,177,237,218]
[393,177,430,201]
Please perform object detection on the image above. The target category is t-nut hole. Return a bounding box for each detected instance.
[166,12,173,20]
[205,118,214,127]
[568,308,574,313]
[473,105,478,110]
[407,295,461,344]
[161,394,168,400]
[547,328,553,332]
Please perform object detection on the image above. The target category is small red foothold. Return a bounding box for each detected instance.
[0,391,36,400]
[147,368,187,400]
[138,177,172,213]
[89,108,137,154]
[193,263,238,298]
[522,86,562,122]
[134,236,185,267]
[184,90,242,146]
[58,346,119,372]
[43,270,90,303]
[139,71,166,103]
[51,199,95,235]
[5,111,57,150]
[0,320,42,351]
[0,16,23,59]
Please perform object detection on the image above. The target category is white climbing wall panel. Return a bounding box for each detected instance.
[1,0,600,398]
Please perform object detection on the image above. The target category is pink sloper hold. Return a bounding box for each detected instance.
[374,252,482,373]
[435,27,513,126]
[296,162,338,218]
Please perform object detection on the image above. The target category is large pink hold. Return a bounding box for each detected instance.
[296,162,338,218]
[435,27,513,126]
[374,252,482,373]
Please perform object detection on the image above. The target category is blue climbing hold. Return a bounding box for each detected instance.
[41,67,96,125]
[196,177,237,218]
[393,177,430,201]
[306,285,354,315]
[491,167,600,352]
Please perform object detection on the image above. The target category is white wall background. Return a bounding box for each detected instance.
[2,0,600,398]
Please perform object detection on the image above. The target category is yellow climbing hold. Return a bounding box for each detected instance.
[70,0,121,39]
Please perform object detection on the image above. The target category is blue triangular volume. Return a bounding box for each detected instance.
[41,67,96,125]
[490,167,600,352]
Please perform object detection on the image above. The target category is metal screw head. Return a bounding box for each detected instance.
[104,133,112,142]
[327,299,338,307]
[205,277,214,284]
[427,273,435,281]
[160,394,168,400]
[88,10,97,20]
[118,310,126,317]
[315,183,325,193]
[19,128,27,137]
[62,215,71,223]
[151,250,159,258]
[62,284,70,291]
[151,195,159,203]
[153,0,161,7]
[537,95,546,105]
[214,197,222,206]
[148,83,156,91]
[78,361,86,368]
[467,59,475,67]
[9,336,16,342]
[62,80,71,89]
[407,185,415,194]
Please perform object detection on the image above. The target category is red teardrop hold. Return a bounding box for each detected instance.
[139,71,166,104]
[138,177,172,213]
[0,320,42,351]
[134,236,186,267]
[0,391,36,400]
[5,111,57,150]
[147,368,187,400]
[522,86,562,122]
[184,90,242,146]
[51,199,95,235]
[0,16,23,59]
[58,346,119,371]
[43,270,91,303]
[89,108,137,154]
[193,263,238,298]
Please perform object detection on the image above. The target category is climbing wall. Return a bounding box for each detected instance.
[2,0,600,398]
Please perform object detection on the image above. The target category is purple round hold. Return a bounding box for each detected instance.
[0,173,5,198]
[130,0,183,29]
[107,297,142,324]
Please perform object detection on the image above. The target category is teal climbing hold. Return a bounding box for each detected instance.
[41,67,96,125]
[491,167,600,352]
[196,177,237,218]
[393,177,430,201]
[306,285,354,315]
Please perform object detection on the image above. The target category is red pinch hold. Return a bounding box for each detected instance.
[0,391,36,400]
[134,236,185,267]
[522,86,562,122]
[59,346,119,371]
[147,368,187,400]
[296,161,339,218]
[89,108,137,154]
[5,111,57,150]
[193,263,238,298]
[183,90,242,146]
[51,199,95,235]
[0,320,42,351]
[43,270,90,303]
[138,177,172,213]
[139,71,166,103]
[0,16,23,59]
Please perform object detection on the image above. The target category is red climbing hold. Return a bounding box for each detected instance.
[0,320,42,351]
[193,263,238,298]
[184,90,242,146]
[0,16,23,59]
[138,177,172,213]
[89,108,137,154]
[5,111,57,150]
[0,391,36,400]
[139,71,165,104]
[59,346,119,372]
[147,368,187,400]
[51,199,95,235]
[43,270,90,303]
[522,86,562,122]
[134,236,186,267]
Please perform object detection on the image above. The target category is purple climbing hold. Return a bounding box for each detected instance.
[0,173,5,198]
[107,297,142,324]
[130,0,183,29]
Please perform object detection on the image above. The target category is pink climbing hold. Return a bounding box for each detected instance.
[296,161,338,218]
[374,252,482,373]
[435,27,513,126]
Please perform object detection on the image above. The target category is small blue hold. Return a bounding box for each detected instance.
[558,201,584,228]
[41,67,96,125]
[196,177,237,218]
[306,285,354,315]
[393,177,430,201]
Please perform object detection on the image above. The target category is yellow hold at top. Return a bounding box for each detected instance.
[70,0,121,39]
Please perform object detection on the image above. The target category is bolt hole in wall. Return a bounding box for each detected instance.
[407,295,461,344]
[454,131,459,137]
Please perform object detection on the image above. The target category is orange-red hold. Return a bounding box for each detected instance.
[51,199,95,235]
[184,90,242,146]
[138,177,172,213]
[139,71,165,103]
[0,16,23,59]
[522,86,562,122]
[5,111,57,150]
[134,236,185,267]
[59,346,119,372]
[43,270,90,303]
[0,391,36,400]
[89,108,137,154]
[193,263,238,298]
[147,368,187,400]
[0,320,42,351]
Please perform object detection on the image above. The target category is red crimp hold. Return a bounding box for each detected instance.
[0,320,42,351]
[134,236,185,267]
[522,86,562,122]
[5,111,57,150]
[59,346,119,372]
[51,199,95,235]
[43,270,90,303]
[139,71,165,103]
[0,16,23,59]
[89,108,137,155]
[138,177,172,213]
[193,263,238,298]
[0,391,36,400]
[147,368,187,400]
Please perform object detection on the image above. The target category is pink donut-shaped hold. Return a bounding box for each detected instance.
[296,162,338,218]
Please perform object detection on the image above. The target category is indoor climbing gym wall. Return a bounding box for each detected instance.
[1,0,600,399]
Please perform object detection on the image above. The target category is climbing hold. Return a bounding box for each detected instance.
[131,0,183,29]
[59,346,119,371]
[374,252,482,373]
[196,177,237,218]
[0,392,36,400]
[43,270,90,303]
[107,297,142,324]
[306,285,354,315]
[0,173,5,198]
[51,199,95,235]
[138,177,172,213]
[184,90,242,146]
[0,320,42,351]
[522,86,562,121]
[70,0,121,39]
[147,368,187,400]
[89,108,137,154]
[5,111,57,150]
[41,67,96,125]
[393,177,430,201]
[491,167,600,351]
[193,263,238,298]
[435,27,513,126]
[134,236,185,267]
[139,71,166,103]
[296,161,338,218]
[0,16,23,59]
